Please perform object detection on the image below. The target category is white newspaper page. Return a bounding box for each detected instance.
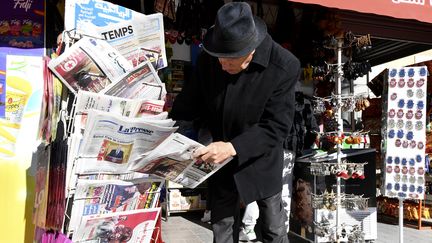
[101,60,166,100]
[74,90,135,133]
[75,90,137,117]
[65,0,167,70]
[72,208,161,243]
[96,13,167,70]
[129,133,232,189]
[48,37,132,94]
[68,178,164,234]
[73,90,165,134]
[77,110,177,174]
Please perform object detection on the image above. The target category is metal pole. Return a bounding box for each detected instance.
[399,198,404,243]
[335,38,343,243]
[140,0,145,13]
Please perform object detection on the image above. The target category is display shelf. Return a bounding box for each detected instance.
[164,180,208,220]
[418,199,432,230]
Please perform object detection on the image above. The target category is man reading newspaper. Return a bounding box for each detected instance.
[169,2,300,243]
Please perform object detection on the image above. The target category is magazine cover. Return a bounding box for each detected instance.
[69,179,163,234]
[72,208,161,243]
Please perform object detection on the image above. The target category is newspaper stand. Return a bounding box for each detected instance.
[46,2,173,242]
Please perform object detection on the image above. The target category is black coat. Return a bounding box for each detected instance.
[170,34,300,206]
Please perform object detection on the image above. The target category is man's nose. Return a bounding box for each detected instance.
[219,58,229,65]
[219,60,232,69]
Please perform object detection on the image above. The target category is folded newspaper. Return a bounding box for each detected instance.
[129,133,232,189]
[68,178,164,235]
[76,109,177,174]
[94,13,167,70]
[64,0,167,70]
[48,37,132,94]
[76,110,232,188]
[101,60,167,100]
[72,207,161,243]
[73,90,165,133]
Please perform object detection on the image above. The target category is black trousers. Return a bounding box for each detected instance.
[211,191,288,243]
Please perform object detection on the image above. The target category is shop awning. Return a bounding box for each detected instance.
[288,0,432,24]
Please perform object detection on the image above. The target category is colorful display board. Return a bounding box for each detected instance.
[0,0,44,49]
[383,67,427,200]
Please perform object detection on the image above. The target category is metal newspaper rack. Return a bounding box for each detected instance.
[61,93,164,243]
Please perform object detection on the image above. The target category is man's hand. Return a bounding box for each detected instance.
[193,141,237,164]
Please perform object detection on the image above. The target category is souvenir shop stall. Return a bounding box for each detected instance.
[286,1,431,241]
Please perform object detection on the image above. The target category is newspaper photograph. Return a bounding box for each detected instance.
[65,0,167,70]
[68,178,163,234]
[101,60,166,100]
[130,133,232,189]
[76,110,177,174]
[48,37,132,94]
[72,207,161,243]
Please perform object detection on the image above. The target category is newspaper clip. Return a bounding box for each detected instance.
[63,28,104,46]
[141,82,164,100]
[65,94,77,136]
[140,47,163,70]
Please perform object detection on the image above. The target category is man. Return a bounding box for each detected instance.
[170,2,300,242]
[106,145,124,163]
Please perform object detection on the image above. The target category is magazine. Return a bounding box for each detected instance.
[101,60,166,100]
[64,0,167,70]
[68,178,164,234]
[48,37,132,94]
[72,208,161,243]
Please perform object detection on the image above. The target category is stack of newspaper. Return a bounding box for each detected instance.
[47,1,231,242]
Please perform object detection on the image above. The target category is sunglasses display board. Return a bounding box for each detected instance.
[383,66,428,200]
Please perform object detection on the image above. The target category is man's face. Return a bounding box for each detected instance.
[218,50,255,74]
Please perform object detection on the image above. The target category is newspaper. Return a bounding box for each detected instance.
[95,13,167,70]
[73,90,165,133]
[72,207,161,243]
[48,37,132,94]
[65,0,167,70]
[68,178,164,234]
[76,110,177,174]
[101,60,166,100]
[130,133,232,189]
[77,116,231,188]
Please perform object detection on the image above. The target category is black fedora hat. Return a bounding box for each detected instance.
[202,2,267,58]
